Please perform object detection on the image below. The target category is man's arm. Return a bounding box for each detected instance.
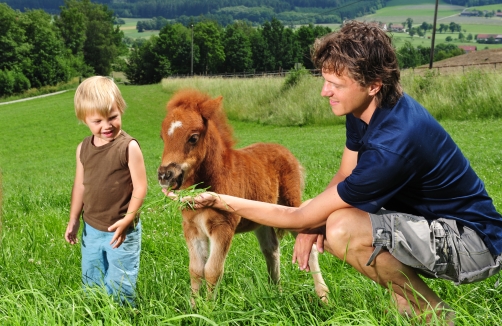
[179,146,358,230]
[326,146,358,189]
[292,146,358,270]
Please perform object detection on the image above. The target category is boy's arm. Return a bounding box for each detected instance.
[108,140,147,248]
[65,143,84,245]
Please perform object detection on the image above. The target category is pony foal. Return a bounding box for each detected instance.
[158,89,328,304]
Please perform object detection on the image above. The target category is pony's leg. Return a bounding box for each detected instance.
[254,226,281,284]
[204,227,234,299]
[183,222,209,305]
[308,243,330,302]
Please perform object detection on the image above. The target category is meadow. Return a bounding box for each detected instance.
[1,71,502,325]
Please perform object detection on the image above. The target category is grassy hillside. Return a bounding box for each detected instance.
[359,1,502,50]
[120,1,502,52]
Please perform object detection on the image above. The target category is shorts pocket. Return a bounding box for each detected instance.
[456,225,500,284]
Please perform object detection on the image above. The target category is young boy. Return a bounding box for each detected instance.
[65,76,147,305]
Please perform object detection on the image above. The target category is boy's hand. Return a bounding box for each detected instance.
[108,219,131,249]
[65,219,80,245]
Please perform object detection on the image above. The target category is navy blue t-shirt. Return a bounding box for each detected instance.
[337,93,502,255]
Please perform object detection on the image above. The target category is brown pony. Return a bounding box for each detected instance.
[158,89,328,304]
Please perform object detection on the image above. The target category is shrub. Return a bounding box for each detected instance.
[0,70,16,96]
[282,66,310,91]
[13,71,31,93]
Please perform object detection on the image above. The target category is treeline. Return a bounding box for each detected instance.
[125,18,331,84]
[5,0,388,24]
[126,17,468,84]
[450,0,502,5]
[0,0,125,97]
[397,42,465,69]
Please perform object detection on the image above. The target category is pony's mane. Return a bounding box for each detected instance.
[168,89,236,149]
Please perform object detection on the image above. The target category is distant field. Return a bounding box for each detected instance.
[361,1,502,50]
[120,17,160,40]
[118,3,502,50]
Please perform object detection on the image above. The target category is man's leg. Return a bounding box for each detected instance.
[323,208,454,324]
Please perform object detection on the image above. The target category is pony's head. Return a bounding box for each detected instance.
[157,89,234,190]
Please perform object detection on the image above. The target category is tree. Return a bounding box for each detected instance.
[193,20,225,74]
[249,28,272,72]
[56,0,126,76]
[420,21,429,34]
[54,0,87,56]
[18,9,71,88]
[156,23,196,75]
[397,41,421,69]
[295,24,332,69]
[222,23,253,73]
[0,3,29,72]
[125,38,170,85]
[260,18,300,71]
[405,17,413,29]
[408,27,416,38]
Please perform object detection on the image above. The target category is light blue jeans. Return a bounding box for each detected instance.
[81,220,141,305]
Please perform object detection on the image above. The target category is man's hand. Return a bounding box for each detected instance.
[162,188,220,209]
[292,232,324,271]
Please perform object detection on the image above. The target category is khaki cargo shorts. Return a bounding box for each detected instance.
[368,210,502,285]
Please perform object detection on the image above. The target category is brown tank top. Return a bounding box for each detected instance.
[80,131,138,231]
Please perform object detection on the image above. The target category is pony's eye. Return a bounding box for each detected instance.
[188,134,199,145]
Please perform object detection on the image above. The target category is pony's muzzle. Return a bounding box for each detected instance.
[158,163,184,190]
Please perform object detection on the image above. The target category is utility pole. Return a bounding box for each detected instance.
[429,0,439,69]
[191,24,194,77]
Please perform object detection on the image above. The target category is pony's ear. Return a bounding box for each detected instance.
[199,96,223,120]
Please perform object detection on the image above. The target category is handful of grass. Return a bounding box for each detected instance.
[163,184,211,210]
[138,184,211,214]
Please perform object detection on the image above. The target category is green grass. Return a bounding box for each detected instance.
[1,75,502,324]
[120,17,160,40]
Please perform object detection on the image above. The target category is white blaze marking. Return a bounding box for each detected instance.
[168,121,182,136]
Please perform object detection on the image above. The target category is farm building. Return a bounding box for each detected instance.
[458,45,477,53]
[389,24,405,32]
[476,34,502,43]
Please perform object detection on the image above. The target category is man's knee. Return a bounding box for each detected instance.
[325,208,373,255]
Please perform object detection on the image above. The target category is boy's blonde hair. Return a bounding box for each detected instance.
[74,76,127,122]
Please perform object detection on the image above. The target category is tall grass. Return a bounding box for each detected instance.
[162,69,502,126]
[1,72,502,325]
[402,70,502,120]
[162,74,343,126]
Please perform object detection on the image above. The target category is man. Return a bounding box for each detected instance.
[165,21,502,324]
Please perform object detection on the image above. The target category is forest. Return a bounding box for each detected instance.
[5,0,388,24]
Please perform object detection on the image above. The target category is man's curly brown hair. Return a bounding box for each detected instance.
[312,20,403,108]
